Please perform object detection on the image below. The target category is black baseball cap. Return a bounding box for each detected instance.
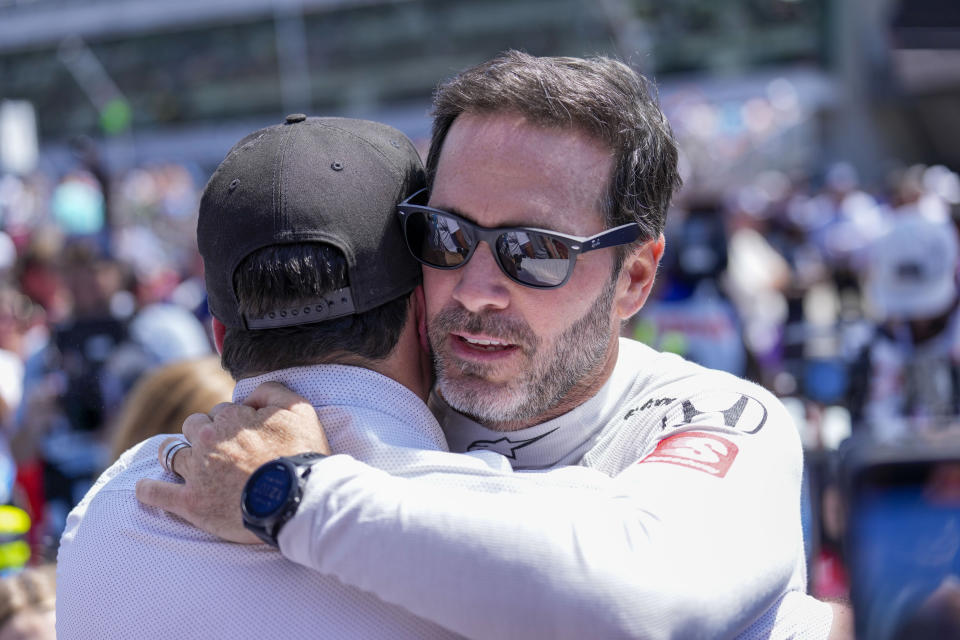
[198,115,425,330]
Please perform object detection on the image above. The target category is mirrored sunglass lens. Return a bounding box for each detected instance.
[406,210,472,267]
[497,231,571,287]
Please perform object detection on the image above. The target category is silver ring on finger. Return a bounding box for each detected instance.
[161,439,192,481]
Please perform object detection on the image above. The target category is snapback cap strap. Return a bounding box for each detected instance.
[243,287,357,329]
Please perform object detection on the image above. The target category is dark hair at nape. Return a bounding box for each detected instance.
[426,50,681,244]
[219,243,411,379]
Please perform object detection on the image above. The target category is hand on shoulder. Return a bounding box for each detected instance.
[135,382,330,544]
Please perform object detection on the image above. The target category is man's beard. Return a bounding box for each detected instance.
[428,277,617,428]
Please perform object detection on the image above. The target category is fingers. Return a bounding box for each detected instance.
[243,382,313,417]
[157,436,193,480]
[208,402,236,418]
[137,463,261,545]
[169,443,191,479]
[135,478,192,523]
[182,412,213,445]
[187,403,258,448]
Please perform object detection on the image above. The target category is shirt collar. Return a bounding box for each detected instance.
[235,364,448,454]
[431,338,641,469]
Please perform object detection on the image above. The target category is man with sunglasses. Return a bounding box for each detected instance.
[140,51,843,638]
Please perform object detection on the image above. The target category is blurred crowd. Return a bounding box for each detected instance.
[632,159,960,600]
[0,138,957,634]
[637,160,960,437]
[0,144,220,574]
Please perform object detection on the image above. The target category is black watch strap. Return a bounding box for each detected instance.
[241,451,327,547]
[284,451,328,467]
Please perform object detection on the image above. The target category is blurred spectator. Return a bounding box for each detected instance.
[847,215,960,439]
[108,356,232,462]
[0,565,55,640]
[0,288,31,508]
[126,304,211,368]
[50,173,104,239]
[14,242,134,546]
[890,164,960,225]
[0,154,214,557]
[0,288,43,364]
[631,199,747,376]
[808,452,850,600]
[13,239,210,549]
[808,162,885,284]
[723,189,793,385]
[14,233,69,327]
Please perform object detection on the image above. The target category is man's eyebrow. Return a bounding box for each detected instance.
[431,202,557,231]
[432,203,475,222]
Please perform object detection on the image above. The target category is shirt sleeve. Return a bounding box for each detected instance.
[278,390,820,640]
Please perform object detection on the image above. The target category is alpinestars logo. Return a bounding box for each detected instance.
[660,391,768,434]
[466,428,559,459]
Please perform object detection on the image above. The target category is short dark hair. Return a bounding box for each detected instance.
[219,244,410,379]
[426,50,681,243]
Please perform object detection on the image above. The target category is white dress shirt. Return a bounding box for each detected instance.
[57,364,480,640]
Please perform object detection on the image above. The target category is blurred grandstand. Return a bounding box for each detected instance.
[0,0,957,178]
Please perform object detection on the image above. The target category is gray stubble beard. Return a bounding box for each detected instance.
[429,277,618,427]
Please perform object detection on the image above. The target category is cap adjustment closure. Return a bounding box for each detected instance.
[243,287,357,329]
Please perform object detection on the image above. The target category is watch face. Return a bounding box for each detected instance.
[245,463,292,518]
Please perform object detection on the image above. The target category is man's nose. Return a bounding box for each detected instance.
[451,242,511,313]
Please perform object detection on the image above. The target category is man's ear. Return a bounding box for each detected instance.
[412,285,429,354]
[211,317,226,354]
[614,234,665,320]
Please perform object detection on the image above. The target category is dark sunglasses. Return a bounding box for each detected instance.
[396,189,643,289]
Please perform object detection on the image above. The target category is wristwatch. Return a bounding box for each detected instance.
[241,452,327,546]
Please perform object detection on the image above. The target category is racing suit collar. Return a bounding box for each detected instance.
[431,338,639,470]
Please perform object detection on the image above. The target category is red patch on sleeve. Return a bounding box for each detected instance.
[638,431,739,478]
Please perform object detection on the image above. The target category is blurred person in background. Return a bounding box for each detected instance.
[0,144,211,563]
[11,171,214,543]
[0,564,55,640]
[13,233,69,329]
[724,186,794,388]
[889,164,960,225]
[49,173,105,249]
[112,162,205,315]
[801,162,883,302]
[107,356,232,462]
[847,213,960,439]
[14,241,135,549]
[630,197,748,377]
[0,288,35,511]
[13,235,209,551]
[0,287,43,365]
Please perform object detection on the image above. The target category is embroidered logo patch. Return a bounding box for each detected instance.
[660,391,768,435]
[639,431,739,478]
[466,428,558,460]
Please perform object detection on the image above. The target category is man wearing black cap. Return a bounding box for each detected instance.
[138,53,844,639]
[57,116,483,638]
